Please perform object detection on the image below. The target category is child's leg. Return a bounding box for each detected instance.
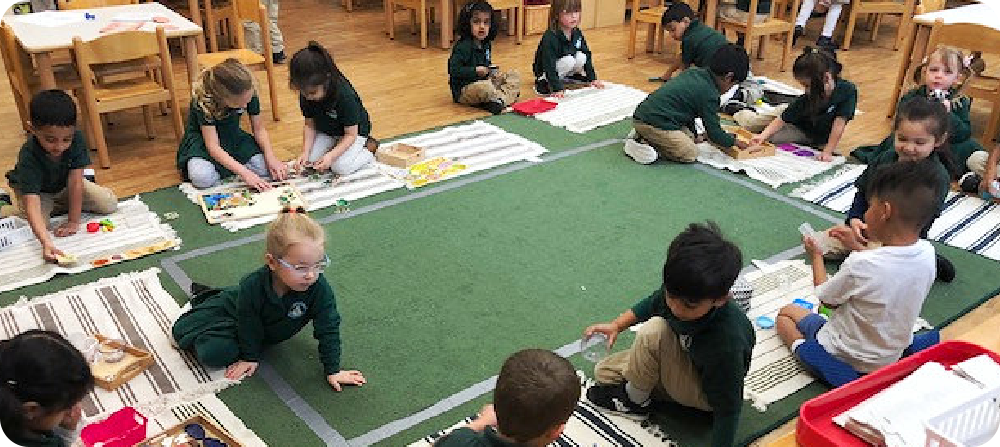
[821,4,842,38]
[329,137,375,176]
[244,154,270,179]
[554,55,579,80]
[571,51,587,76]
[497,71,521,106]
[186,158,222,189]
[795,0,816,27]
[768,124,812,145]
[188,331,240,368]
[307,133,337,164]
[967,151,997,178]
[457,80,501,106]
[79,180,117,215]
[633,120,699,163]
[777,305,861,386]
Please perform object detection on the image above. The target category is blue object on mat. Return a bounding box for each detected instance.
[756,316,775,329]
[793,298,814,310]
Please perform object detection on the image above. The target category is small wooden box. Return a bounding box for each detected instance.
[524,5,550,35]
[376,143,425,168]
[91,335,153,391]
[140,415,243,447]
[723,128,776,160]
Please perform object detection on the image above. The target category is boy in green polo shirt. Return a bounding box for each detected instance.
[655,2,729,81]
[627,44,750,164]
[2,90,117,263]
[583,222,754,447]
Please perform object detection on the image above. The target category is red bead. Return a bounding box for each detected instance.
[87,222,100,233]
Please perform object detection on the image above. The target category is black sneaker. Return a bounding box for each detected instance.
[935,254,956,283]
[959,172,982,194]
[189,282,217,304]
[793,25,804,45]
[83,168,96,183]
[534,79,552,96]
[272,51,287,64]
[586,383,650,419]
[481,100,505,115]
[816,35,838,51]
[566,73,590,84]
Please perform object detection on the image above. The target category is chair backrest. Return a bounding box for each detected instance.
[0,22,36,96]
[915,0,944,14]
[926,19,1000,61]
[72,29,161,67]
[57,0,139,10]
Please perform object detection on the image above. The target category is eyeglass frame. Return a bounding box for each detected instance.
[275,254,330,275]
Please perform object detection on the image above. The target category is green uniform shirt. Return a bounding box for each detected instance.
[448,38,492,102]
[634,67,736,147]
[735,0,771,14]
[631,288,755,447]
[780,78,857,145]
[680,20,729,68]
[7,430,66,447]
[532,28,596,92]
[299,77,372,138]
[435,427,525,447]
[176,96,262,180]
[5,131,89,195]
[854,150,951,218]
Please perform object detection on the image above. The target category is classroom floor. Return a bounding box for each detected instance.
[1,1,1000,445]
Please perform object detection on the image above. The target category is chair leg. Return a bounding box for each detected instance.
[757,34,766,60]
[843,9,858,50]
[517,4,523,44]
[869,13,881,41]
[419,3,428,48]
[389,2,397,39]
[142,105,155,140]
[410,10,416,34]
[90,110,111,168]
[646,23,657,53]
[781,28,793,71]
[628,17,638,59]
[893,10,909,50]
[507,8,515,36]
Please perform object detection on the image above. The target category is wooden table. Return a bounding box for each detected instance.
[6,3,203,90]
[889,3,1000,115]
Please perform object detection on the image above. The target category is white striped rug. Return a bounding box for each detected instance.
[181,121,547,231]
[790,165,1000,261]
[533,82,648,134]
[0,197,181,293]
[696,142,847,188]
[0,268,233,420]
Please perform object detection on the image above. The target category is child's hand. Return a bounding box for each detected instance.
[816,151,834,162]
[591,80,605,89]
[467,404,497,431]
[313,153,339,173]
[225,360,258,380]
[294,154,311,173]
[327,370,366,391]
[802,234,822,257]
[583,323,620,349]
[750,134,766,147]
[475,66,489,77]
[60,402,84,430]
[267,156,288,182]
[831,222,868,251]
[42,244,64,263]
[941,98,952,112]
[241,171,272,192]
[54,220,80,237]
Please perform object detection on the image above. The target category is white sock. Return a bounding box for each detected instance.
[625,382,652,404]
[822,4,842,37]
[795,0,815,27]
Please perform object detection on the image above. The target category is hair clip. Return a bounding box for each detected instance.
[281,206,306,214]
[5,380,16,387]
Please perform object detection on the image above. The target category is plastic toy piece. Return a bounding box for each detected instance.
[793,298,814,310]
[56,253,78,267]
[756,316,775,329]
[87,222,101,233]
[334,199,350,214]
[818,304,832,317]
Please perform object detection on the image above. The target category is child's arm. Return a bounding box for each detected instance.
[21,194,61,262]
[819,117,847,162]
[752,116,786,146]
[466,404,497,432]
[700,350,749,447]
[298,118,318,170]
[658,63,688,81]
[701,98,739,148]
[447,42,487,82]
[53,168,84,237]
[201,125,270,191]
[313,126,360,173]
[579,33,600,87]
[539,33,565,95]
[983,143,1000,193]
[249,114,288,182]
[802,235,828,286]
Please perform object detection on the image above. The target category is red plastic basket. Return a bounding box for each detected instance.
[797,340,1000,447]
[80,406,148,447]
[512,98,558,116]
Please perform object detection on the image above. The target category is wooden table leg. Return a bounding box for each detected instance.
[705,0,717,29]
[188,0,206,53]
[888,22,923,118]
[184,36,200,85]
[35,52,57,90]
[440,0,452,49]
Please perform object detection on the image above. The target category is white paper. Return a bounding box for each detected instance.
[14,10,84,27]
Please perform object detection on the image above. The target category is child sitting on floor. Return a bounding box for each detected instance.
[626,44,750,164]
[752,47,856,162]
[291,42,378,176]
[448,1,520,115]
[854,46,982,168]
[435,349,579,446]
[655,2,730,81]
[177,59,286,191]
[0,330,94,447]
[964,141,1000,197]
[172,209,366,391]
[1,90,117,263]
[778,160,943,387]
[584,222,754,447]
[532,0,604,96]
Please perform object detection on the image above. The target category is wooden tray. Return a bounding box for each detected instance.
[724,128,777,160]
[376,143,425,168]
[197,183,307,224]
[91,334,153,391]
[139,415,243,447]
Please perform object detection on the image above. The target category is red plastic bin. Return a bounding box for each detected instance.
[797,340,1000,447]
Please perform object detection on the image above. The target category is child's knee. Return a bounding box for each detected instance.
[554,55,577,77]
[778,303,809,321]
[245,154,269,177]
[635,316,669,340]
[194,337,240,368]
[87,185,118,214]
[187,159,221,189]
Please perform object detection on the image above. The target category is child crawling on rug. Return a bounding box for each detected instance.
[434,349,580,446]
[2,90,117,263]
[778,160,942,387]
[583,222,754,447]
[172,209,366,391]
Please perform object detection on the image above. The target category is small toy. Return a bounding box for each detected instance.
[98,340,126,363]
[724,128,776,160]
[163,212,179,220]
[798,222,829,253]
[87,222,101,233]
[818,304,832,317]
[56,253,78,267]
[334,199,350,214]
[793,298,814,310]
[981,180,1000,201]
[756,316,775,329]
[99,219,115,232]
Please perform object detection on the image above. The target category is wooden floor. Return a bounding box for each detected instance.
[1,1,998,444]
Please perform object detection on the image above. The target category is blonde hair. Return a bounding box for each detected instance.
[192,59,256,122]
[266,211,325,258]
[548,0,582,31]
[912,46,970,95]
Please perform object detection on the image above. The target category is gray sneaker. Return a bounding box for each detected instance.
[623,138,658,165]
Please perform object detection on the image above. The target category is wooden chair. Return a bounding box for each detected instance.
[73,27,184,168]
[627,0,700,59]
[0,23,80,132]
[196,0,281,121]
[719,0,802,71]
[55,0,138,8]
[926,18,1000,143]
[913,0,943,14]
[840,0,916,51]
[388,0,430,48]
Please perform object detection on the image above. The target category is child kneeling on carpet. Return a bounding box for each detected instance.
[532,0,604,96]
[626,44,750,165]
[2,90,117,263]
[655,2,730,81]
[778,160,943,387]
[583,222,754,447]
[171,209,366,391]
[291,42,379,176]
[435,349,579,446]
[448,1,520,115]
[177,59,287,191]
[0,330,94,447]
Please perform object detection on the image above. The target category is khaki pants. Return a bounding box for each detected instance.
[769,123,813,146]
[967,151,998,179]
[1,180,117,219]
[633,119,698,163]
[718,5,769,24]
[458,71,521,107]
[595,317,711,411]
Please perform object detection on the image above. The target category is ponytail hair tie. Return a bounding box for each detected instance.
[281,206,306,214]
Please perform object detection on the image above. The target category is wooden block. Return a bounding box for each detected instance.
[140,415,244,447]
[376,143,425,168]
[524,5,550,35]
[90,334,153,391]
[723,128,777,159]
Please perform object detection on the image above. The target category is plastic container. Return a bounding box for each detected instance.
[797,340,1000,447]
[80,406,148,447]
[580,333,608,363]
[925,384,1000,447]
[0,217,32,252]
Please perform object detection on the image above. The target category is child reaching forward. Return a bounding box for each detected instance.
[655,2,729,81]
[752,47,856,162]
[448,1,520,115]
[532,0,603,96]
[177,59,286,191]
[172,209,366,391]
[291,42,378,176]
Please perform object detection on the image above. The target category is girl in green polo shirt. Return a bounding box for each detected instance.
[177,59,287,191]
[290,42,377,176]
[0,330,94,447]
[532,0,604,96]
[448,1,520,115]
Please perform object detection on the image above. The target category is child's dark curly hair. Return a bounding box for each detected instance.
[456,0,500,42]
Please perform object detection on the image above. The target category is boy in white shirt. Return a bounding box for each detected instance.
[777,160,943,386]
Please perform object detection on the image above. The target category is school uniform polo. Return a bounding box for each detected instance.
[7,430,65,447]
[735,0,771,14]
[633,67,736,147]
[434,427,525,447]
[532,28,596,92]
[299,76,372,138]
[848,151,951,238]
[631,289,755,447]
[780,78,857,145]
[5,131,89,195]
[176,96,262,180]
[172,266,343,374]
[680,20,729,68]
[448,38,493,102]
